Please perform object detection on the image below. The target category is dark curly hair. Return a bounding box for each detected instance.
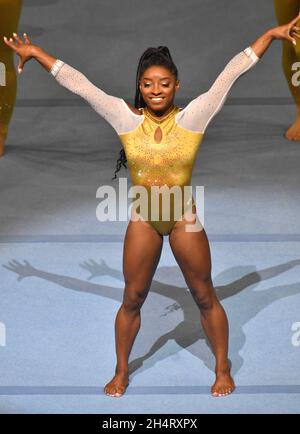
[111,46,179,180]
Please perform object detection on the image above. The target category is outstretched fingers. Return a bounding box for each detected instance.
[23,32,31,45]
[3,32,31,49]
[12,32,22,46]
[292,32,300,39]
[290,12,300,26]
[3,36,18,50]
[291,26,300,39]
[285,13,300,45]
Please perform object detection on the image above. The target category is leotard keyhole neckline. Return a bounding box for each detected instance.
[143,105,178,145]
[154,126,163,143]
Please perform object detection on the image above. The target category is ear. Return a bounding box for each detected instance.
[175,79,180,92]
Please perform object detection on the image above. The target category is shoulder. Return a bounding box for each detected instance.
[123,100,143,116]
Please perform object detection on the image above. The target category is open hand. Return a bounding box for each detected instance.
[3,32,35,73]
[2,259,37,281]
[270,12,300,45]
[80,258,115,280]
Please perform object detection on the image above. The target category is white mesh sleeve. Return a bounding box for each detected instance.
[176,47,260,133]
[49,59,143,135]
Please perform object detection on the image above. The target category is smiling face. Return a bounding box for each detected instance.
[139,65,180,113]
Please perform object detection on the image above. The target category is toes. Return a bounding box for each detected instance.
[114,386,126,397]
[211,386,234,397]
[110,387,117,396]
[104,385,116,397]
[212,390,218,397]
[221,386,234,396]
[104,384,126,397]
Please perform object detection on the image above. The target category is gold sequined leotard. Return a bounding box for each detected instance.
[50,46,259,235]
[118,105,203,235]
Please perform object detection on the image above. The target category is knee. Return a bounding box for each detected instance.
[122,285,147,313]
[187,271,212,291]
[194,292,215,311]
[189,274,216,311]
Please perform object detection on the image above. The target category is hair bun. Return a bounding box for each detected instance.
[157,46,170,56]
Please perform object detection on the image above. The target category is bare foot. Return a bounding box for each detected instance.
[285,116,300,140]
[285,104,300,141]
[211,362,235,397]
[104,371,129,398]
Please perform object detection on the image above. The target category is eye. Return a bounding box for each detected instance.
[143,83,169,87]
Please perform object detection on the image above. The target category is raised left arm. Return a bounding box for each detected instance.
[176,46,259,134]
[176,12,300,134]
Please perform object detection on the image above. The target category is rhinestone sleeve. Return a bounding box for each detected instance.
[50,59,65,77]
[49,60,142,134]
[176,46,260,133]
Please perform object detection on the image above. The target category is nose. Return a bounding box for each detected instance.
[152,90,160,95]
[152,84,162,95]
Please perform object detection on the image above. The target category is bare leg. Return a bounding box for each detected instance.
[104,217,163,397]
[169,207,235,397]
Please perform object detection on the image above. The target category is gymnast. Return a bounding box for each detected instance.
[3,11,300,397]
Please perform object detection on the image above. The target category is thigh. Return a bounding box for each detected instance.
[123,218,164,296]
[169,208,212,289]
[273,0,299,25]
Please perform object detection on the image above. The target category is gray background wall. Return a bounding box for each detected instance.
[17,0,289,103]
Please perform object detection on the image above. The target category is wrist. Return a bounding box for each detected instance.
[31,44,43,59]
[264,28,276,40]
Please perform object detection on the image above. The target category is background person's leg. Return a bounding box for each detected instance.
[104,218,163,397]
[273,0,300,139]
[0,0,22,156]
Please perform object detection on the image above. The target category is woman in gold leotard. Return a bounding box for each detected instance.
[274,0,300,140]
[0,0,22,156]
[3,13,300,398]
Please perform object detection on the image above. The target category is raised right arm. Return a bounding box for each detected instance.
[48,56,135,134]
[3,34,142,135]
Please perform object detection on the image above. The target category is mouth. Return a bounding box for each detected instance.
[149,97,165,103]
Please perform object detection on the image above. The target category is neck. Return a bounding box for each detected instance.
[145,103,176,120]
